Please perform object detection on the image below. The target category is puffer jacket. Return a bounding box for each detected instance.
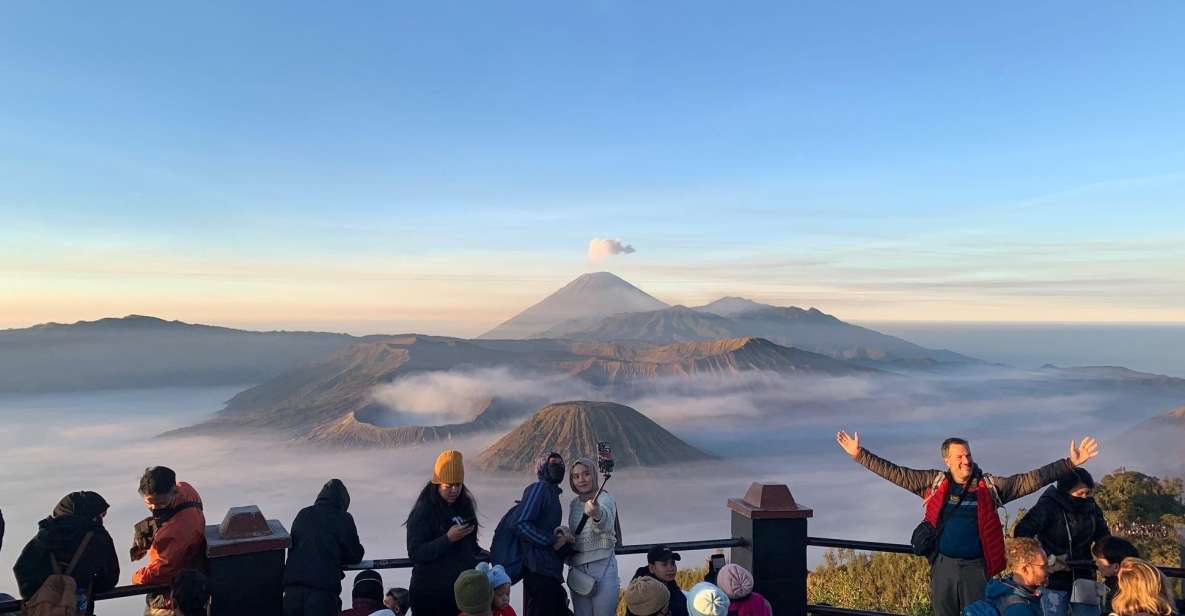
[14,492,120,600]
[1014,486,1109,592]
[283,479,365,594]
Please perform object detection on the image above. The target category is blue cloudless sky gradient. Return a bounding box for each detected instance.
[2,2,1183,332]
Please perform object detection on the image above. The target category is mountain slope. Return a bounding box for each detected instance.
[0,315,358,393]
[174,335,875,443]
[540,306,737,343]
[1116,404,1185,475]
[538,298,974,364]
[475,401,712,472]
[478,272,668,340]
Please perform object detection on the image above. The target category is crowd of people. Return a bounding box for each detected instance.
[837,431,1180,616]
[0,435,1179,616]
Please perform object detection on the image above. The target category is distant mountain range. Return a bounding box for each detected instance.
[481,272,974,365]
[173,334,877,444]
[0,315,359,393]
[475,401,713,472]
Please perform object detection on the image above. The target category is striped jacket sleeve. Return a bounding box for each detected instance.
[514,483,555,547]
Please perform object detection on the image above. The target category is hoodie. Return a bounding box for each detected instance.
[984,578,1041,616]
[14,492,120,600]
[1013,486,1109,592]
[283,479,366,593]
[513,452,567,580]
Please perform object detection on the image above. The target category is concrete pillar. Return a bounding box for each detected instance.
[205,506,291,616]
[728,483,813,616]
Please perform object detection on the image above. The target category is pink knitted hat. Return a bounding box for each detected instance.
[717,563,754,599]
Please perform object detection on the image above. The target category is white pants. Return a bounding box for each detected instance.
[570,557,620,616]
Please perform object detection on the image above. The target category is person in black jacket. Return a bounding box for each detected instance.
[13,491,120,613]
[283,479,365,616]
[631,545,689,616]
[1014,468,1110,616]
[405,450,485,616]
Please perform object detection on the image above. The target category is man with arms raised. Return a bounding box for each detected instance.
[835,431,1098,616]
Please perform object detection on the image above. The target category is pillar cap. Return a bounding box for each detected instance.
[206,505,291,558]
[728,482,813,519]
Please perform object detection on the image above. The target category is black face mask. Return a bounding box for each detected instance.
[545,463,565,484]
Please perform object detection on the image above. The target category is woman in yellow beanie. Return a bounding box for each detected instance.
[404,450,486,616]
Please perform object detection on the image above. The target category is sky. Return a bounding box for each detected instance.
[2,2,1184,336]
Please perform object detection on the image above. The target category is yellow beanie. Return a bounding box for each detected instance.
[432,450,465,485]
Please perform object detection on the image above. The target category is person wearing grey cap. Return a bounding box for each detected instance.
[631,545,688,616]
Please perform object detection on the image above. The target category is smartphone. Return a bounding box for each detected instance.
[451,516,471,527]
[597,441,615,475]
[710,554,726,572]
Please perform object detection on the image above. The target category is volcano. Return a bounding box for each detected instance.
[474,401,713,473]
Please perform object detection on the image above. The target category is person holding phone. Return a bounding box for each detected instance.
[405,450,485,616]
[567,456,621,616]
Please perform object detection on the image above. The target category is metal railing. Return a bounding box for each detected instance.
[1,534,1178,614]
[0,538,747,612]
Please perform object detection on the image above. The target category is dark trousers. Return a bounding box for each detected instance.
[282,586,341,616]
[931,555,987,616]
[409,586,459,616]
[524,571,570,616]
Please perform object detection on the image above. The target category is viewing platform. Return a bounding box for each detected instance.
[2,482,1181,616]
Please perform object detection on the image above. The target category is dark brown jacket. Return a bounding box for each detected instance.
[855,448,1074,503]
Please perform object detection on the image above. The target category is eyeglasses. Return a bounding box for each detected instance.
[1027,561,1051,570]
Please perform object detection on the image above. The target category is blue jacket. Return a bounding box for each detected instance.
[985,578,1041,616]
[514,453,566,580]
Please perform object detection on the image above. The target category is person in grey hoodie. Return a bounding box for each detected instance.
[566,458,620,616]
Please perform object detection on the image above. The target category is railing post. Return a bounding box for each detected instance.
[205,505,291,616]
[728,483,813,616]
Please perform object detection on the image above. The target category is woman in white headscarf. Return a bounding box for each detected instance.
[566,457,621,616]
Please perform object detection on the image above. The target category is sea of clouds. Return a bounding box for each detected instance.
[0,363,1177,611]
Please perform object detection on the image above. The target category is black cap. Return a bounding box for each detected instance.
[647,544,681,563]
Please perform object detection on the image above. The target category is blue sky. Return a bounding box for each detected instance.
[2,2,1183,334]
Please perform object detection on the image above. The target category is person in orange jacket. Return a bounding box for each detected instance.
[131,466,207,616]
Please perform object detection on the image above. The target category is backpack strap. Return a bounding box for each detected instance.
[983,474,1003,509]
[922,472,946,505]
[64,532,95,577]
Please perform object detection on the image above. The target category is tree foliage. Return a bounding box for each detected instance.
[1094,468,1185,525]
[808,549,933,616]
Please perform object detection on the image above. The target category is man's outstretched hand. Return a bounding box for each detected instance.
[836,431,861,459]
[1070,437,1099,466]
